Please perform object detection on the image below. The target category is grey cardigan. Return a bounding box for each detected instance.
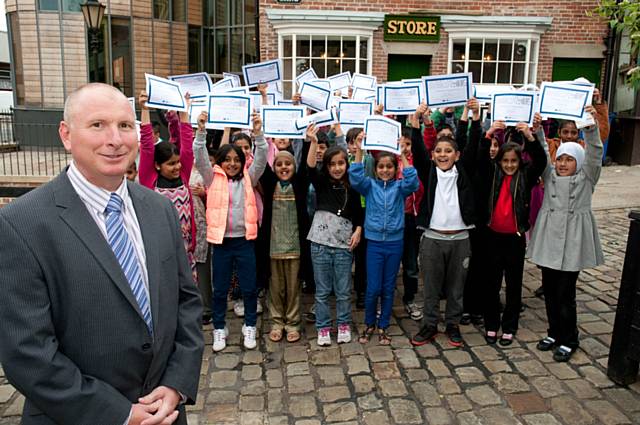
[526,125,604,272]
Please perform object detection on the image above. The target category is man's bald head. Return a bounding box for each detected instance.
[63,83,131,125]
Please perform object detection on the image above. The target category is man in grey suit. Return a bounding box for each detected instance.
[0,83,204,425]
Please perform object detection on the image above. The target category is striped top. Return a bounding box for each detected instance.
[67,161,150,292]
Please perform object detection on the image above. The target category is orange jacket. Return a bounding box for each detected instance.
[206,165,258,244]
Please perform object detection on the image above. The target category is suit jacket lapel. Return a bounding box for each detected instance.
[53,173,147,322]
[128,182,161,333]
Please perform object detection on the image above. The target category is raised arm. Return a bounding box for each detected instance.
[248,112,268,186]
[348,135,372,196]
[582,105,603,188]
[138,91,157,189]
[333,122,347,151]
[409,103,431,184]
[534,113,553,180]
[193,111,214,187]
[306,123,320,169]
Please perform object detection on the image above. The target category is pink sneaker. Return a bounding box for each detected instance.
[317,327,331,346]
[337,324,351,344]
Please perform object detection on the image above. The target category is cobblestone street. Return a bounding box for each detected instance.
[1,206,639,424]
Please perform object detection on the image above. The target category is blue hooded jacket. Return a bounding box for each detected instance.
[349,162,419,242]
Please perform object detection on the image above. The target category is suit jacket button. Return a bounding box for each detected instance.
[142,343,151,351]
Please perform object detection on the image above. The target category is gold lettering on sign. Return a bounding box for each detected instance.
[427,21,437,35]
[397,21,407,34]
[388,20,397,34]
[406,20,416,34]
[416,21,427,35]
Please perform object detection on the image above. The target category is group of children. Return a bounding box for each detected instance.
[126,83,607,363]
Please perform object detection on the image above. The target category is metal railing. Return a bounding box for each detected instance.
[0,110,71,176]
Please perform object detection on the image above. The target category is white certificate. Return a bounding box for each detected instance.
[207,94,252,129]
[168,72,212,98]
[402,78,426,105]
[328,71,352,92]
[300,81,332,112]
[351,73,377,90]
[242,59,282,87]
[474,84,513,104]
[295,108,338,130]
[226,86,250,95]
[261,106,306,138]
[310,79,331,91]
[423,72,472,107]
[337,100,373,126]
[352,87,377,102]
[296,68,319,88]
[223,72,241,88]
[363,116,401,155]
[377,85,384,106]
[491,92,536,126]
[249,92,276,113]
[189,101,217,129]
[145,74,187,111]
[383,84,422,114]
[539,82,593,120]
[210,77,236,94]
[278,99,294,106]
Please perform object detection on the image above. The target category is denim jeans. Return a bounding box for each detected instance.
[365,239,403,329]
[312,242,353,329]
[211,237,257,329]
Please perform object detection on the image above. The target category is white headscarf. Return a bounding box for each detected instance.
[556,142,585,172]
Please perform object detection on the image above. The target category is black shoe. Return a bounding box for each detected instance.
[460,313,471,325]
[446,325,464,347]
[534,286,544,298]
[484,331,498,345]
[411,325,438,346]
[356,293,365,309]
[470,314,484,325]
[553,345,575,362]
[499,333,514,346]
[536,337,556,351]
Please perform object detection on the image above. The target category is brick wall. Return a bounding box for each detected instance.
[258,0,608,85]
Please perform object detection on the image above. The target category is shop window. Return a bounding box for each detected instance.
[110,18,133,97]
[189,26,202,73]
[279,34,371,98]
[450,38,538,87]
[38,0,58,11]
[38,0,82,12]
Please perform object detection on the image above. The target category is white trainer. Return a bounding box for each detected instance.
[337,324,352,344]
[242,325,257,350]
[317,327,331,346]
[212,327,229,352]
[233,300,245,317]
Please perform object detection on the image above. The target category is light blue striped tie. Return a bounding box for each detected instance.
[105,193,153,335]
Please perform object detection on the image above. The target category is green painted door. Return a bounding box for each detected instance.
[552,58,602,86]
[387,54,431,82]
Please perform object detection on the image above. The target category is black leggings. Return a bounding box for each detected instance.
[541,267,580,348]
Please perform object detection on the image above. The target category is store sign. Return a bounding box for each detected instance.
[384,15,440,42]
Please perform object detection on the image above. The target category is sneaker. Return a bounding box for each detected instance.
[212,327,229,352]
[536,336,557,352]
[411,325,438,346]
[446,324,464,347]
[317,327,331,346]
[460,313,472,325]
[242,325,257,350]
[404,302,423,321]
[553,345,575,362]
[256,300,263,314]
[337,324,352,344]
[233,300,245,317]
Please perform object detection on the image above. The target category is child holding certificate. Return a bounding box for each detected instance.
[409,101,481,348]
[260,126,312,344]
[138,91,198,283]
[307,127,363,346]
[528,106,603,362]
[476,115,547,346]
[349,132,419,345]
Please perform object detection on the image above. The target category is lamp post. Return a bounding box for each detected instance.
[81,0,106,82]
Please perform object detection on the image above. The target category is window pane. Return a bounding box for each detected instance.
[512,63,525,85]
[453,42,465,61]
[498,40,513,61]
[215,29,228,74]
[244,26,257,64]
[39,0,58,11]
[312,36,325,57]
[62,0,81,12]
[327,58,340,76]
[9,13,25,105]
[482,62,496,83]
[342,59,355,75]
[312,58,326,77]
[296,58,310,76]
[215,0,227,26]
[245,0,255,26]
[154,0,169,20]
[204,0,214,26]
[189,27,201,73]
[297,35,310,57]
[514,41,528,61]
[484,41,497,62]
[469,42,482,60]
[468,62,481,82]
[497,62,511,84]
[529,40,537,63]
[283,36,292,57]
[204,29,214,73]
[172,0,186,21]
[359,38,368,59]
[283,81,292,99]
[327,36,340,58]
[230,27,243,72]
[232,0,243,25]
[283,58,292,80]
[360,59,368,74]
[343,38,356,58]
[111,18,132,96]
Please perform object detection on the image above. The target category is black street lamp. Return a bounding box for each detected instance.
[81,0,106,82]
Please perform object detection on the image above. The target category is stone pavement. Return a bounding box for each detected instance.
[1,207,640,424]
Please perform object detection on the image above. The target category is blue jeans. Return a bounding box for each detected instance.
[311,242,353,329]
[365,239,403,329]
[212,237,257,329]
